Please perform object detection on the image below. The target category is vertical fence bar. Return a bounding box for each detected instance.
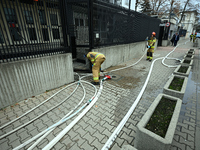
[14,0,24,60]
[9,0,21,61]
[1,0,16,61]
[16,0,31,59]
[44,0,52,56]
[34,0,45,57]
[59,0,69,53]
[52,0,59,54]
[12,0,23,60]
[8,0,19,61]
[48,0,56,55]
[88,0,94,50]
[26,1,36,58]
[44,0,51,56]
[0,5,10,62]
[21,0,33,59]
[0,25,6,63]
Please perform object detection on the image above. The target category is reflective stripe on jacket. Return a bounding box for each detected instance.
[148,37,156,48]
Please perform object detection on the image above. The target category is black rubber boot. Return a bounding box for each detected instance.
[91,82,100,85]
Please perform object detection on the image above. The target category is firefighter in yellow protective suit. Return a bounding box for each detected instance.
[86,52,106,85]
[193,33,197,43]
[146,32,156,62]
[190,33,193,42]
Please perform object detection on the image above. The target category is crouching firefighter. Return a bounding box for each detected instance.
[146,32,156,62]
[86,52,106,85]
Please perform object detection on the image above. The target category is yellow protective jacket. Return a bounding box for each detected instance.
[148,37,156,52]
[87,52,105,64]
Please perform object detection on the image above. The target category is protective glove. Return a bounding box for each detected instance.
[147,45,150,48]
[92,64,93,67]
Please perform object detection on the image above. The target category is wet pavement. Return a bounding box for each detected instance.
[0,38,199,150]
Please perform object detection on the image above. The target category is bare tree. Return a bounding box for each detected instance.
[178,0,190,24]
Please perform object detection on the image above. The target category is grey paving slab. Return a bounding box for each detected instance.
[0,38,199,150]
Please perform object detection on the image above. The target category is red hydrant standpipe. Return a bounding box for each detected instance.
[102,75,112,81]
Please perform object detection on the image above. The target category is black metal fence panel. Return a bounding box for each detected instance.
[92,0,161,47]
[0,0,161,63]
[0,0,69,63]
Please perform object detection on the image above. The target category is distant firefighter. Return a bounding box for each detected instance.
[190,33,193,42]
[146,32,156,62]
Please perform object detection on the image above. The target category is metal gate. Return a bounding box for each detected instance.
[66,0,160,60]
[66,0,90,60]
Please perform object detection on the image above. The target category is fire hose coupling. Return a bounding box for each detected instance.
[102,75,112,81]
[87,99,92,105]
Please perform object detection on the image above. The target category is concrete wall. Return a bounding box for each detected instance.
[0,53,74,109]
[93,41,155,70]
[162,40,170,46]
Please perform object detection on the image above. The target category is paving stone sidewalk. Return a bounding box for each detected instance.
[0,38,199,150]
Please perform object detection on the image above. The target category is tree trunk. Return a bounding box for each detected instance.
[179,0,190,24]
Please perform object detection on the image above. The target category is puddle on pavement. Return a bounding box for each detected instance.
[182,71,198,112]
[105,65,147,89]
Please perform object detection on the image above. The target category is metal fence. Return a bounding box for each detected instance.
[0,0,161,63]
[0,0,68,63]
[68,0,161,49]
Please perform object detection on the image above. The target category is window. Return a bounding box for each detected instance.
[182,15,186,21]
[80,19,84,26]
[75,18,79,26]
[42,28,49,41]
[85,19,88,26]
[50,14,58,26]
[28,28,37,40]
[3,8,17,23]
[52,29,60,39]
[24,10,34,24]
[38,10,46,25]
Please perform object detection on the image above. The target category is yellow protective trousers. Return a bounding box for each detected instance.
[92,55,105,82]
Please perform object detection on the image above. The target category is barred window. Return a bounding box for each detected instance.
[80,19,84,26]
[50,14,58,26]
[3,8,17,23]
[42,28,49,41]
[52,29,60,39]
[38,10,46,25]
[28,28,37,40]
[75,18,79,26]
[24,10,34,24]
